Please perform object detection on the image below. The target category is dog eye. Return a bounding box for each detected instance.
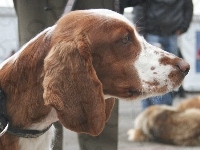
[121,35,130,44]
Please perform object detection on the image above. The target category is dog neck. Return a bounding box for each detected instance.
[0,27,55,130]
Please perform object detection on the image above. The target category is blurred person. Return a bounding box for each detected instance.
[133,0,193,109]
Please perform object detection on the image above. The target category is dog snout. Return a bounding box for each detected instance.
[176,59,190,75]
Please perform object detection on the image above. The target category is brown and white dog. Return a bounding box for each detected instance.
[0,9,189,150]
[128,96,200,146]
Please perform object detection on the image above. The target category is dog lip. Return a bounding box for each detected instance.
[176,59,190,76]
[127,89,142,97]
[181,68,190,76]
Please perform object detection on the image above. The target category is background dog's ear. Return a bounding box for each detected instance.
[43,36,113,136]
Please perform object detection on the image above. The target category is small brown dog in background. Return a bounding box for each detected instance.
[177,96,200,111]
[128,96,200,146]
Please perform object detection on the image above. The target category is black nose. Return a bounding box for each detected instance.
[176,59,190,75]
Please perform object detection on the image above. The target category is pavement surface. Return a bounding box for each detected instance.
[63,93,200,150]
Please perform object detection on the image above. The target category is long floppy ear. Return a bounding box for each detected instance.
[43,35,113,136]
[105,98,115,122]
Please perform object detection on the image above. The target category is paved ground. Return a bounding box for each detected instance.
[63,93,200,150]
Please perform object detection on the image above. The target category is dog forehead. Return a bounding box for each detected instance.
[87,9,133,27]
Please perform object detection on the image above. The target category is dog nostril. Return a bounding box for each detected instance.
[176,60,190,75]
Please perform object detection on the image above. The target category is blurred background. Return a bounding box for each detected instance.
[1,0,200,149]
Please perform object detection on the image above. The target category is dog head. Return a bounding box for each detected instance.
[43,9,189,135]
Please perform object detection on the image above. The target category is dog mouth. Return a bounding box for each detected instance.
[125,88,143,98]
[125,85,171,100]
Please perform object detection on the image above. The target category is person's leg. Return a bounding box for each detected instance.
[13,0,66,46]
[161,35,178,56]
[145,34,162,48]
[142,98,153,108]
[152,93,173,106]
[78,100,119,150]
[142,93,173,109]
[13,1,66,149]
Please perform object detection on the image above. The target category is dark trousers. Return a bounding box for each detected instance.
[78,100,119,150]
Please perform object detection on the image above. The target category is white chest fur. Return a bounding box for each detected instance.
[19,108,58,150]
[19,126,55,150]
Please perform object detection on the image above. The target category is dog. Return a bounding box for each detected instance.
[0,9,189,150]
[128,96,200,146]
[177,96,200,111]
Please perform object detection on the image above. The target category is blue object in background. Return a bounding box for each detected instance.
[196,31,200,72]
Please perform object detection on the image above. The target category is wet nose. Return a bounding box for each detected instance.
[176,59,190,75]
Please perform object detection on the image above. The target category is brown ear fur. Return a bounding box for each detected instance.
[43,35,112,136]
[105,98,115,121]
